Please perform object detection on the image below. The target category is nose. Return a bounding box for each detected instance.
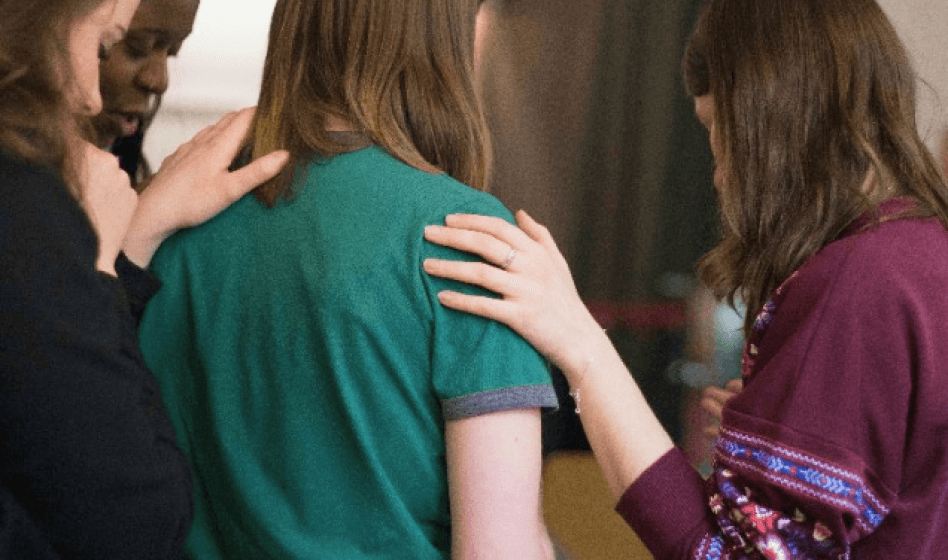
[77,87,103,117]
[135,52,170,96]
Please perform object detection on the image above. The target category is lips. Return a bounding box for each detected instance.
[115,112,141,137]
[99,110,143,139]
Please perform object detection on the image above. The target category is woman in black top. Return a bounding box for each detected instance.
[0,0,287,557]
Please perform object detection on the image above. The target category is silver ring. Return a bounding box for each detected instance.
[501,248,518,269]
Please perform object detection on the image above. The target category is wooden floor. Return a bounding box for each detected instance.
[543,451,653,560]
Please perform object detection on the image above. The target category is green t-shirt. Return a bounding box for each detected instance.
[139,146,556,560]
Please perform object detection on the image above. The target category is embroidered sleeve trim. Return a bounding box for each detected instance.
[695,534,726,560]
[716,427,889,535]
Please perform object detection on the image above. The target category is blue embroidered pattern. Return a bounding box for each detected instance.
[716,428,888,535]
[743,272,799,381]
[696,534,725,560]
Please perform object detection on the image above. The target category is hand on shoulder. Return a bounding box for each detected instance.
[423,210,605,374]
[122,107,290,267]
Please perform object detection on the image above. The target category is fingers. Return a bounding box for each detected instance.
[424,223,516,269]
[699,394,726,419]
[514,209,570,270]
[423,258,512,296]
[699,386,732,417]
[702,425,721,438]
[77,143,138,274]
[225,149,290,201]
[164,108,254,169]
[443,213,533,250]
[436,289,516,326]
[703,385,734,402]
[205,107,255,157]
[514,210,551,245]
[183,111,237,149]
[699,380,743,421]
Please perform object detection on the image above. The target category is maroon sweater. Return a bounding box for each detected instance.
[617,198,948,559]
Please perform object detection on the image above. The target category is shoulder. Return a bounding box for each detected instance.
[0,150,68,204]
[746,214,948,394]
[746,215,948,392]
[317,147,513,221]
[0,151,95,251]
[790,216,948,308]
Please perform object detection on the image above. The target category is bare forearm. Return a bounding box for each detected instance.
[563,327,675,498]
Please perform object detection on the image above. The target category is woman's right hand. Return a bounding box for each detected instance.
[77,142,138,276]
[423,210,607,377]
[699,378,743,437]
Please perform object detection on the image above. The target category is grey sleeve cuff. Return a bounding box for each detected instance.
[442,385,559,421]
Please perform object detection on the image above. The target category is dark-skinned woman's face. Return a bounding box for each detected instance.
[93,0,199,147]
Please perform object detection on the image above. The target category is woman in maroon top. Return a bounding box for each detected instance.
[422,0,948,558]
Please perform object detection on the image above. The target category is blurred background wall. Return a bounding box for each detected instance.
[143,0,276,165]
[146,0,948,174]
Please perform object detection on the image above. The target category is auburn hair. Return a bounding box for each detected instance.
[0,0,103,188]
[249,0,491,206]
[683,0,948,336]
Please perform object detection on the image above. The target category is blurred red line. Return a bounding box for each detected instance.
[586,301,686,331]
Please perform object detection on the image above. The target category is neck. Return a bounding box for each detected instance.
[326,114,356,132]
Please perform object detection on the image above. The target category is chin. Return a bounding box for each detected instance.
[92,123,123,149]
[93,131,118,149]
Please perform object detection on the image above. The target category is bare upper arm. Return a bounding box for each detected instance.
[445,407,554,560]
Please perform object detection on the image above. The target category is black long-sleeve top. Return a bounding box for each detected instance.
[0,151,192,559]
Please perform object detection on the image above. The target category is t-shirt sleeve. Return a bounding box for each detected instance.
[422,191,558,420]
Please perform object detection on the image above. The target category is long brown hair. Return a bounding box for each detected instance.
[249,0,491,206]
[0,0,103,184]
[683,0,948,335]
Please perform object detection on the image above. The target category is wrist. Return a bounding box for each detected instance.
[121,200,175,268]
[560,320,612,413]
[560,317,610,377]
[95,256,118,277]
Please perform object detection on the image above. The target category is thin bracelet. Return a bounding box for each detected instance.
[567,328,607,414]
[568,356,593,414]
